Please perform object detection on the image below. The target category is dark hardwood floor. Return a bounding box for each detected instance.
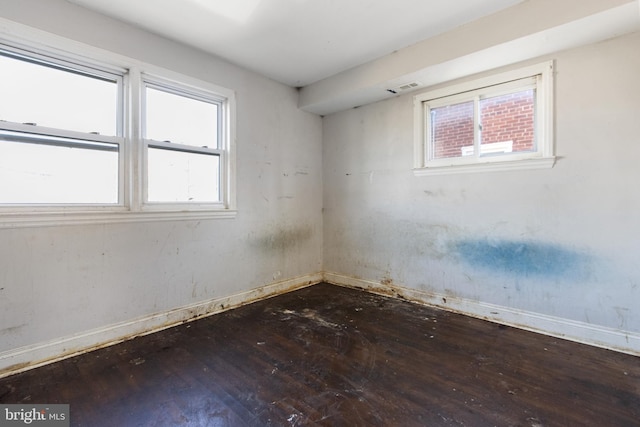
[1,283,639,426]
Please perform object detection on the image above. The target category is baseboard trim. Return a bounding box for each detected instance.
[4,271,637,378]
[323,272,640,357]
[0,273,323,378]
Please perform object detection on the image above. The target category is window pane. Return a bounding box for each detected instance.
[147,148,220,202]
[480,89,536,155]
[0,54,119,136]
[0,139,118,204]
[430,100,474,159]
[145,87,219,148]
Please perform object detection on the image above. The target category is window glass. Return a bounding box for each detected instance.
[0,136,118,204]
[147,147,220,203]
[479,89,535,155]
[0,50,122,206]
[0,53,119,135]
[145,86,219,148]
[430,100,474,159]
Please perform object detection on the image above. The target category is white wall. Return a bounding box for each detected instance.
[0,0,323,364]
[323,31,640,351]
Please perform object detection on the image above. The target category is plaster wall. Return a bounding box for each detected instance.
[322,31,640,336]
[0,0,323,355]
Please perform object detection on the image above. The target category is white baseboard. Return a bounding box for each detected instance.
[3,271,637,378]
[0,273,322,378]
[324,272,640,356]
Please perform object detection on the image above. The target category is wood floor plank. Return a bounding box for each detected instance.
[1,283,639,426]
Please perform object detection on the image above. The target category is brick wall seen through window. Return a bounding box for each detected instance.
[431,90,535,159]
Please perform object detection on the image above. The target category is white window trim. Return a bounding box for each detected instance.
[0,20,236,228]
[140,72,232,212]
[413,61,555,176]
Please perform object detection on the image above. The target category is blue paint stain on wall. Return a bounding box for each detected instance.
[454,239,592,279]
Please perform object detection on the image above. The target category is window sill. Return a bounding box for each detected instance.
[413,156,556,177]
[0,209,237,229]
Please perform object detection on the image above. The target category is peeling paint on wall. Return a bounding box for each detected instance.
[454,239,592,280]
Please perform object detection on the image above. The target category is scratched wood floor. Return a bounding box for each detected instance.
[1,283,639,426]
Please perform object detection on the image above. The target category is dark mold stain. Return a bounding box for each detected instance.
[1,324,25,335]
[423,189,445,197]
[252,225,314,252]
[455,239,592,279]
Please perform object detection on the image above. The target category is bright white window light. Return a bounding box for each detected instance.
[143,80,224,204]
[0,53,118,136]
[0,50,122,204]
[145,86,218,148]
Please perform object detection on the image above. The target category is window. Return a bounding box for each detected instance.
[143,78,225,205]
[0,33,236,227]
[0,48,124,205]
[413,62,555,175]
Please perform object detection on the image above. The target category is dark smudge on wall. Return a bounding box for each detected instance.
[250,225,314,252]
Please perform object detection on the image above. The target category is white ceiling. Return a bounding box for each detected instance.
[67,0,524,87]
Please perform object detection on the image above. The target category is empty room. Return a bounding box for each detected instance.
[1,0,639,425]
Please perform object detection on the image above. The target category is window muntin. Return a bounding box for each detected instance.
[414,62,554,175]
[143,79,225,205]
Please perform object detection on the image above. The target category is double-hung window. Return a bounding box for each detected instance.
[0,33,236,227]
[0,46,124,205]
[142,77,226,207]
[413,61,555,175]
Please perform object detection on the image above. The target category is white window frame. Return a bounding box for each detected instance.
[413,61,555,176]
[0,23,236,228]
[140,74,230,212]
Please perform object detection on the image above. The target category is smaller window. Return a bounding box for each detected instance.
[414,61,555,175]
[142,77,226,206]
